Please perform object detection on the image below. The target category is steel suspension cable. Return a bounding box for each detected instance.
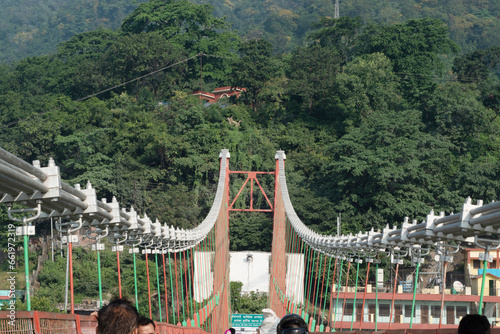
[438,260,448,329]
[288,224,298,312]
[132,252,138,311]
[155,253,163,322]
[168,252,176,324]
[305,245,315,322]
[339,260,351,330]
[320,256,333,332]
[202,236,209,327]
[358,261,371,330]
[294,236,305,314]
[299,241,308,316]
[182,250,191,320]
[69,241,75,314]
[410,261,420,328]
[350,260,360,330]
[187,249,195,324]
[211,227,216,299]
[98,250,103,308]
[146,253,152,319]
[23,233,31,311]
[180,251,186,324]
[198,238,207,312]
[194,243,202,326]
[210,227,216,325]
[327,257,338,330]
[479,256,488,315]
[285,219,292,304]
[388,263,400,330]
[117,248,122,298]
[375,262,379,331]
[162,253,169,324]
[312,252,324,330]
[203,231,211,328]
[174,251,181,323]
[332,259,344,331]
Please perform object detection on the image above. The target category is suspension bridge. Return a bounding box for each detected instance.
[1,147,500,334]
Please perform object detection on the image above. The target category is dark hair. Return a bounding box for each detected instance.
[458,314,491,334]
[229,328,236,334]
[277,314,308,334]
[97,299,139,334]
[138,317,156,329]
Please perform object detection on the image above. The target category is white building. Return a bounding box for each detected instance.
[193,251,304,302]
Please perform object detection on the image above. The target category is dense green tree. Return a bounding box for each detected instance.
[308,16,363,65]
[359,18,459,106]
[230,281,267,314]
[121,0,240,84]
[453,46,500,83]
[229,39,277,112]
[320,108,461,231]
[333,52,407,132]
[425,82,499,157]
[99,33,187,98]
[455,159,500,202]
[287,45,341,114]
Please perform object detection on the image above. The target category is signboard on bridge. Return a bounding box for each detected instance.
[231,314,264,329]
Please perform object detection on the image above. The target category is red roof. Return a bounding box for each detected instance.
[213,86,245,93]
[192,86,245,103]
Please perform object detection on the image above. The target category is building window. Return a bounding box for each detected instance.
[431,305,441,318]
[421,305,429,324]
[345,303,353,315]
[489,280,496,296]
[456,306,467,317]
[394,304,403,323]
[356,303,363,321]
[368,304,376,315]
[473,260,481,269]
[447,306,455,324]
[380,304,390,317]
[405,304,413,317]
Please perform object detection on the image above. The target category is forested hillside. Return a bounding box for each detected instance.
[1,0,499,63]
[1,0,500,313]
[0,0,148,63]
[201,0,500,54]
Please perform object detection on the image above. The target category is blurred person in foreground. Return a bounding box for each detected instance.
[458,314,491,334]
[138,316,156,334]
[276,314,308,334]
[96,298,139,334]
[258,309,280,334]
